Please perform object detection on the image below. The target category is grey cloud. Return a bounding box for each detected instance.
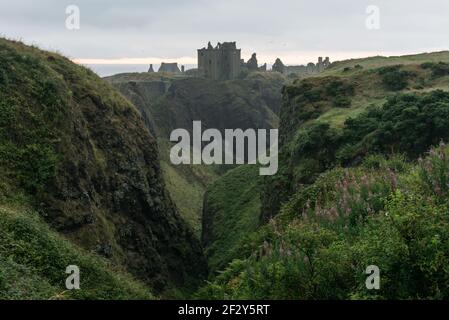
[0,0,448,61]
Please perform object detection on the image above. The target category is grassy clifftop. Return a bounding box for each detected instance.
[323,51,449,75]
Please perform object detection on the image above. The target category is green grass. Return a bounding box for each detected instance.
[159,138,218,236]
[202,165,262,273]
[0,203,153,300]
[104,71,193,83]
[303,63,449,130]
[324,51,449,75]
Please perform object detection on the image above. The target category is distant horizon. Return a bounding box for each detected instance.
[80,48,449,77]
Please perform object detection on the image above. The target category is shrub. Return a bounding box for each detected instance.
[340,90,449,160]
[377,65,411,91]
[325,79,354,107]
[417,142,449,199]
[421,62,449,78]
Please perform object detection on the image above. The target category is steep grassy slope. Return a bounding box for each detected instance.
[202,165,262,273]
[0,203,152,299]
[0,38,206,297]
[198,148,449,299]
[197,52,449,299]
[107,72,284,235]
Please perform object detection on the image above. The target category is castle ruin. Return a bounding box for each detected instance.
[198,42,242,80]
[158,62,182,73]
[149,42,331,79]
[273,57,331,76]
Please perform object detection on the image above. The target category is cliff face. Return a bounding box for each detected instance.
[0,38,206,294]
[107,72,284,234]
[107,73,284,138]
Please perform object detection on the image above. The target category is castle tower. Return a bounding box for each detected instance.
[198,41,242,80]
[317,57,324,72]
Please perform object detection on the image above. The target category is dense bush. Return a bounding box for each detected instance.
[280,78,355,142]
[421,62,449,78]
[339,90,449,161]
[325,80,355,108]
[291,123,340,183]
[377,65,412,91]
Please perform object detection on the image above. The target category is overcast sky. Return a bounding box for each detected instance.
[1,0,448,72]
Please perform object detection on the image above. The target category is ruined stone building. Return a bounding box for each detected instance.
[272,57,331,76]
[246,53,259,71]
[317,57,331,72]
[198,42,242,80]
[158,62,181,73]
[272,58,285,74]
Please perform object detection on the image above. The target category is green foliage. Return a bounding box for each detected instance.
[377,65,412,91]
[353,189,449,299]
[280,78,354,142]
[290,123,341,183]
[203,165,262,273]
[421,62,449,78]
[265,86,449,223]
[339,90,449,161]
[325,79,354,108]
[417,142,449,199]
[0,42,66,196]
[0,38,200,299]
[0,205,153,299]
[199,145,449,299]
[201,55,449,300]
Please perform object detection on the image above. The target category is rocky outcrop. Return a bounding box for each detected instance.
[108,73,285,147]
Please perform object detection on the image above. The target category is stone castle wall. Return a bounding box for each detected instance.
[198,42,241,80]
